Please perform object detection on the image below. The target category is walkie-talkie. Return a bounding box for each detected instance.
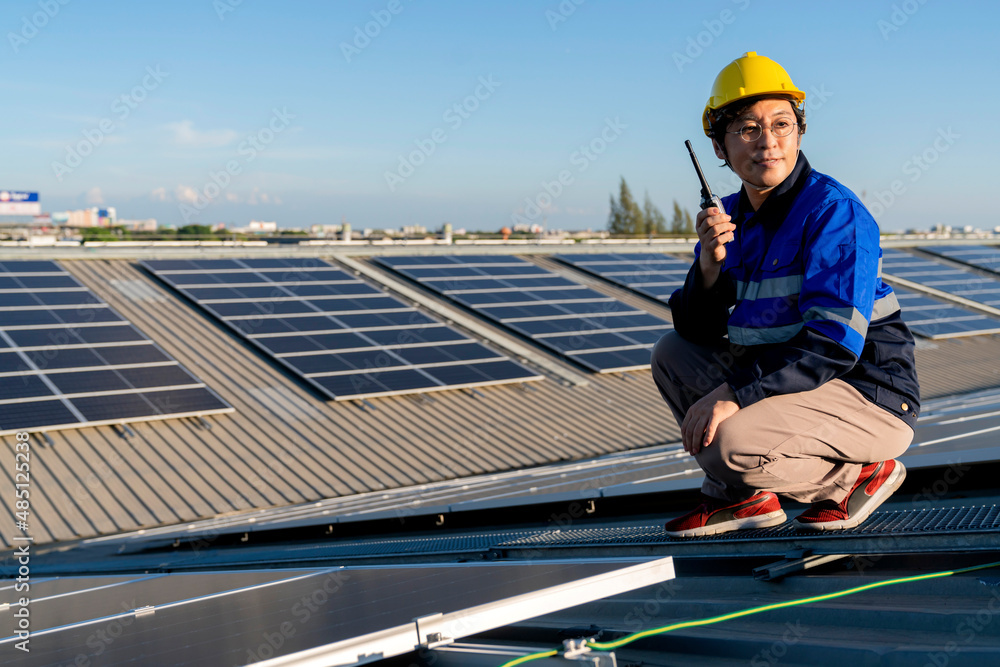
[685,140,725,215]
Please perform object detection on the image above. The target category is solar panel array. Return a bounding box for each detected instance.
[374,255,671,372]
[891,286,1000,339]
[882,248,1000,307]
[554,252,692,301]
[0,260,232,435]
[922,245,1000,274]
[141,258,541,400]
[881,248,1000,338]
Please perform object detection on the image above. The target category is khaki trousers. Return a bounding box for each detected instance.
[651,331,914,504]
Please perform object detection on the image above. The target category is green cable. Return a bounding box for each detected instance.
[498,649,559,666]
[496,559,1000,667]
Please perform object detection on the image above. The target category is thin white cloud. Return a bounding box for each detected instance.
[246,187,281,206]
[150,187,168,202]
[165,120,238,148]
[174,185,202,204]
[85,187,104,205]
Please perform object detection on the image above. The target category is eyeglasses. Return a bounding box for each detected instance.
[727,119,798,142]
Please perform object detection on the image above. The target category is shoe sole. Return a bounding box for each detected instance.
[666,509,787,538]
[796,461,907,532]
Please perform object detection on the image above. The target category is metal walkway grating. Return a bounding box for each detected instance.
[263,530,547,559]
[496,506,1000,548]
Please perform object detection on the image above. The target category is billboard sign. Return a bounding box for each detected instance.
[0,191,41,215]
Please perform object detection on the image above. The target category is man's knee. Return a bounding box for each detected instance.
[651,331,687,371]
[700,419,760,474]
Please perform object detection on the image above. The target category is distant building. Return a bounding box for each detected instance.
[119,218,158,232]
[61,207,117,228]
[310,224,343,238]
[98,208,117,226]
[65,208,99,228]
[401,225,427,236]
[231,220,278,234]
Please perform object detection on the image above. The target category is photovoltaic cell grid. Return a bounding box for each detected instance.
[554,252,692,301]
[141,258,541,400]
[922,245,1000,274]
[891,286,1000,339]
[0,260,232,435]
[373,255,672,373]
[881,248,1000,338]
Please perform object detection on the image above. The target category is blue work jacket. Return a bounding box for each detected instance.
[669,153,920,428]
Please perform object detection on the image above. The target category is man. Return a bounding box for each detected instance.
[653,52,920,537]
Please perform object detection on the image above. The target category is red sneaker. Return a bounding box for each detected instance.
[664,491,786,538]
[795,460,906,531]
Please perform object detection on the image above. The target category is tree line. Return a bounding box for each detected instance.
[607,177,695,236]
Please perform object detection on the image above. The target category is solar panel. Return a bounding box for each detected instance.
[0,260,233,436]
[374,255,673,372]
[555,252,693,301]
[882,247,1000,311]
[921,245,1000,275]
[0,559,675,667]
[141,257,541,400]
[892,286,1000,338]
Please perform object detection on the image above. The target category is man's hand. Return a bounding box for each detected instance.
[682,383,740,456]
[696,206,735,289]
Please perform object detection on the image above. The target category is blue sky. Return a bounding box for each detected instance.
[2,0,995,232]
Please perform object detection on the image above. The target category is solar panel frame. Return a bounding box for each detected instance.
[142,257,542,400]
[920,245,1000,275]
[879,249,1000,338]
[554,252,693,302]
[0,261,233,436]
[891,286,1000,339]
[373,255,672,373]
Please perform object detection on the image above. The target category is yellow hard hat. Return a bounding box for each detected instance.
[702,51,806,136]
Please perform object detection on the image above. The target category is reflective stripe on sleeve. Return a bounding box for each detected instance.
[728,321,803,346]
[734,274,804,301]
[871,291,900,321]
[802,305,869,338]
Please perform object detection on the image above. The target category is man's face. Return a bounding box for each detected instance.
[713,98,802,203]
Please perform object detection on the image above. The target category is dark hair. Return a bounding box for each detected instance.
[708,94,806,168]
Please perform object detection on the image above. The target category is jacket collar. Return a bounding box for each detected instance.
[736,151,812,228]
